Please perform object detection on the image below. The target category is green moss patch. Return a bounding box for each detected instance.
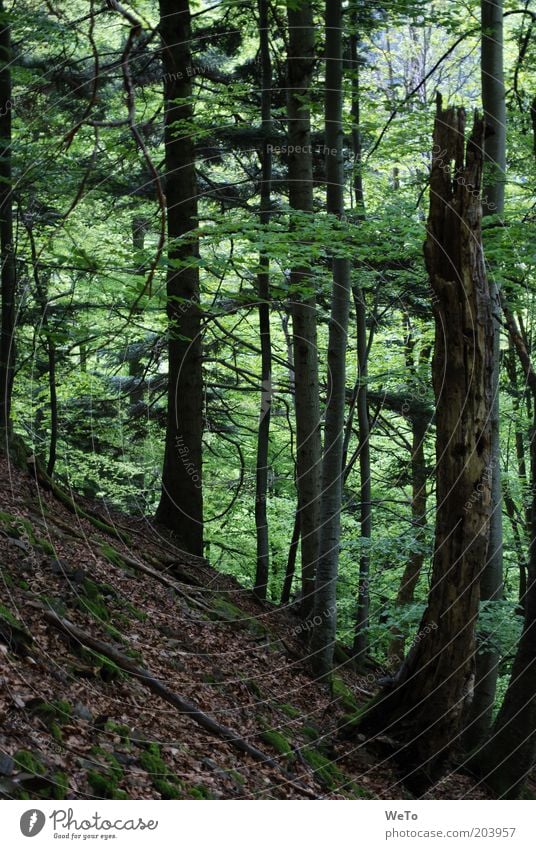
[332,675,359,712]
[260,729,293,758]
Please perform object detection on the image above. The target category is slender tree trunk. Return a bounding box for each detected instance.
[281,507,300,605]
[0,1,15,436]
[352,285,371,659]
[466,0,507,748]
[254,0,273,600]
[389,420,427,660]
[25,225,57,477]
[156,0,203,556]
[310,0,352,677]
[466,304,536,798]
[360,103,493,783]
[128,216,149,503]
[349,19,371,660]
[286,0,322,617]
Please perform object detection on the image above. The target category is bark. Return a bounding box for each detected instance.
[360,103,493,781]
[467,0,506,747]
[254,0,273,600]
[466,303,536,798]
[26,226,57,477]
[155,0,203,556]
[352,284,371,659]
[286,0,322,616]
[281,507,300,605]
[128,216,148,501]
[389,420,427,660]
[310,0,352,677]
[0,0,15,435]
[349,16,371,660]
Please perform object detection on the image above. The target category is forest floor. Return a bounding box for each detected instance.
[0,451,496,800]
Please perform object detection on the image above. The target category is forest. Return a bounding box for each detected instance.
[0,0,535,806]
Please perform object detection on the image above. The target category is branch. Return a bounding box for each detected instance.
[43,608,273,764]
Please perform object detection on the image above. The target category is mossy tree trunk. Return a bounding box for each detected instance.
[360,102,493,780]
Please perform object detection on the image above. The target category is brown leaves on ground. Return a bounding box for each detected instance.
[0,455,493,800]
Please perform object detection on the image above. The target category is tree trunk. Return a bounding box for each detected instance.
[286,0,322,617]
[352,285,371,660]
[466,0,507,748]
[253,0,273,600]
[310,0,352,677]
[389,419,427,660]
[360,102,493,782]
[466,304,536,798]
[349,17,371,661]
[0,0,15,436]
[155,0,204,556]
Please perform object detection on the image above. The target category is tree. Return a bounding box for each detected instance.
[253,0,274,600]
[0,0,15,437]
[286,0,322,616]
[155,0,204,556]
[466,0,507,750]
[466,302,536,798]
[359,101,494,783]
[310,0,352,676]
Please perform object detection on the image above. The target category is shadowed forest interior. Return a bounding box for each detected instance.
[0,0,536,802]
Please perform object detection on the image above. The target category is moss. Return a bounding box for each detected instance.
[53,771,69,799]
[139,745,169,777]
[189,784,211,799]
[88,749,124,785]
[260,730,293,758]
[36,537,55,555]
[113,789,129,800]
[18,579,29,590]
[332,675,359,712]
[155,779,182,799]
[50,722,63,742]
[301,748,345,790]
[139,743,183,797]
[84,651,124,682]
[14,750,45,776]
[301,724,321,741]
[279,703,301,719]
[124,648,143,662]
[104,720,130,743]
[87,770,120,798]
[226,769,245,786]
[99,544,126,568]
[124,602,147,622]
[81,577,101,600]
[0,512,38,544]
[103,622,126,644]
[0,601,26,630]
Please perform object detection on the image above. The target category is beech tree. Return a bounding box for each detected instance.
[155,0,204,556]
[311,0,352,676]
[286,0,322,616]
[466,0,507,750]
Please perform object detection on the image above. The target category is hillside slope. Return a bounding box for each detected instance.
[0,450,487,800]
